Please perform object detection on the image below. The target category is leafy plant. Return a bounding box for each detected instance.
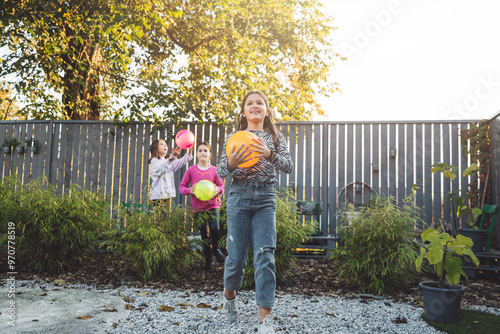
[416,228,479,289]
[432,162,483,228]
[329,193,422,295]
[117,201,201,281]
[25,138,39,147]
[220,189,317,289]
[0,176,23,251]
[461,120,492,215]
[431,121,491,229]
[0,176,110,272]
[2,138,20,147]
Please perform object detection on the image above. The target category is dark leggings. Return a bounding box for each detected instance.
[195,209,221,262]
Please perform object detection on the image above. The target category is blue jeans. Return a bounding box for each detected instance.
[223,183,277,308]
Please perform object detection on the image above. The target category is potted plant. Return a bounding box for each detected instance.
[2,138,20,154]
[416,228,479,322]
[2,139,12,154]
[25,138,40,154]
[9,139,23,154]
[15,140,24,154]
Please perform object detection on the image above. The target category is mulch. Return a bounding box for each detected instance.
[2,251,499,310]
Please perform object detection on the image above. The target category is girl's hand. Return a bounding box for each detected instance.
[190,186,195,194]
[188,145,194,153]
[171,146,182,157]
[249,138,273,160]
[227,144,253,171]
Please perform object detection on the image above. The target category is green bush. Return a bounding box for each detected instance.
[117,201,201,281]
[220,189,317,289]
[0,176,23,251]
[328,194,422,295]
[0,176,110,272]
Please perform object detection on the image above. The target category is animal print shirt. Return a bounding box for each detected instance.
[217,130,293,185]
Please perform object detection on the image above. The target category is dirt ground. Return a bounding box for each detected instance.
[2,251,499,310]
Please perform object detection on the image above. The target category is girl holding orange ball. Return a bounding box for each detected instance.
[217,90,293,333]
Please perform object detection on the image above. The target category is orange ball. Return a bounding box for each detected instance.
[226,131,260,168]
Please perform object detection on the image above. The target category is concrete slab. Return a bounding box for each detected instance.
[0,284,130,334]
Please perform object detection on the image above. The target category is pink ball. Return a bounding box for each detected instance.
[175,130,195,149]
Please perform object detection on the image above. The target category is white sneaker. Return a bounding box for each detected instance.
[222,291,237,323]
[257,315,274,333]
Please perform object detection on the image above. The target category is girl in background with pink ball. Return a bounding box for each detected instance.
[148,138,193,207]
[179,141,226,270]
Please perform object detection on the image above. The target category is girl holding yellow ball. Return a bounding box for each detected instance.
[179,141,225,270]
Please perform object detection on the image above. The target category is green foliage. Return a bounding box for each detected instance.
[2,138,20,147]
[0,176,110,272]
[432,121,492,228]
[422,309,500,334]
[461,120,492,218]
[117,202,201,281]
[416,228,479,289]
[25,138,39,147]
[432,162,483,228]
[220,189,317,289]
[329,194,422,295]
[1,0,341,122]
[0,81,21,121]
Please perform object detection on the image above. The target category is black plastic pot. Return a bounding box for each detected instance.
[16,146,24,154]
[3,146,10,154]
[458,228,487,252]
[419,281,465,323]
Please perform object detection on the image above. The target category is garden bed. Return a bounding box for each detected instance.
[1,251,499,310]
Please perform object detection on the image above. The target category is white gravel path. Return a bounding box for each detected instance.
[8,280,500,334]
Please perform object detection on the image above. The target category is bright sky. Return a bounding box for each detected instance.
[315,0,500,121]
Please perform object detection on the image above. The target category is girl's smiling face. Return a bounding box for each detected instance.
[242,93,268,125]
[196,144,211,163]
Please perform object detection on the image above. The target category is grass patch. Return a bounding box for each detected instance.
[422,309,500,334]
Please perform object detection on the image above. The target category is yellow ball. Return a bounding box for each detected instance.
[194,180,217,201]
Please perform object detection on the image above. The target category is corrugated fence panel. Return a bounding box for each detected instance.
[371,124,379,193]
[379,124,388,197]
[442,124,452,224]
[490,113,500,247]
[3,124,13,179]
[327,124,337,234]
[363,124,371,192]
[2,119,490,239]
[406,124,414,204]
[397,124,405,203]
[337,124,346,210]
[321,123,329,234]
[415,124,424,229]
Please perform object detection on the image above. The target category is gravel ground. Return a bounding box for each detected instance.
[14,280,500,334]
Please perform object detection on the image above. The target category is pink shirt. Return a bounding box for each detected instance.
[149,152,192,200]
[179,165,225,212]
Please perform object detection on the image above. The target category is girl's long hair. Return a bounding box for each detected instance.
[148,139,164,164]
[236,90,278,148]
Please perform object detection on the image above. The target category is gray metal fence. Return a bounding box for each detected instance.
[0,119,483,236]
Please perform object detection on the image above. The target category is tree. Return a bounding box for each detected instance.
[0,0,341,122]
[0,81,21,120]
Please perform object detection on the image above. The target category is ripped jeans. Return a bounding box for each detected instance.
[224,183,277,309]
